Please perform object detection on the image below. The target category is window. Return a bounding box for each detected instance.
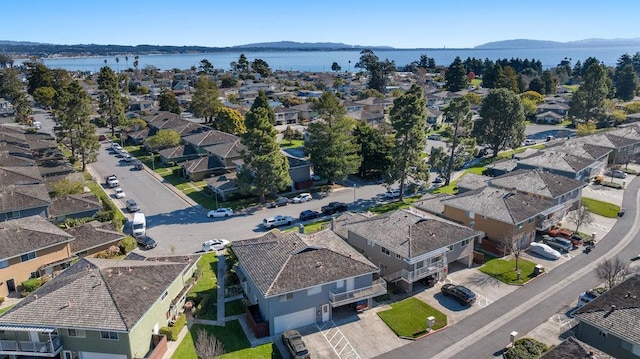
[63,351,73,359]
[517,223,523,229]
[366,239,375,247]
[20,252,36,262]
[461,239,470,247]
[447,245,454,251]
[528,218,534,223]
[279,293,294,302]
[100,331,119,340]
[161,291,168,301]
[0,260,8,269]
[381,247,390,256]
[396,253,402,260]
[466,211,475,219]
[67,328,86,338]
[8,210,20,219]
[336,280,344,289]
[307,286,321,296]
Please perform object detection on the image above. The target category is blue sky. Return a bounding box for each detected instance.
[3,0,639,49]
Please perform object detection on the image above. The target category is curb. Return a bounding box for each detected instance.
[141,163,200,208]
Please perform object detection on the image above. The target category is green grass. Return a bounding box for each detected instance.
[562,84,579,92]
[479,258,537,285]
[283,219,331,234]
[190,253,219,320]
[557,119,572,126]
[85,180,126,229]
[369,196,421,214]
[0,304,15,316]
[377,298,447,338]
[582,197,621,218]
[465,166,487,175]
[497,144,545,160]
[471,78,482,87]
[279,139,304,149]
[171,322,283,359]
[225,299,246,317]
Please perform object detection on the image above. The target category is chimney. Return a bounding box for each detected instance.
[330,217,335,231]
[609,305,616,313]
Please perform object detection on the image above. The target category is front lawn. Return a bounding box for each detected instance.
[479,258,537,285]
[369,196,421,214]
[225,299,246,317]
[171,322,282,359]
[377,297,447,338]
[582,197,621,218]
[189,253,219,320]
[279,139,304,149]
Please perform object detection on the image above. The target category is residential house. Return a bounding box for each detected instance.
[48,193,102,224]
[0,151,37,167]
[0,215,74,297]
[455,173,490,193]
[540,337,613,359]
[515,151,602,181]
[0,184,51,221]
[334,209,483,292]
[484,158,519,177]
[412,193,456,217]
[545,141,612,164]
[0,166,43,186]
[426,107,444,128]
[180,156,226,181]
[64,221,125,260]
[287,155,313,190]
[440,186,560,255]
[535,110,565,124]
[291,102,316,123]
[536,102,569,116]
[233,230,385,336]
[274,106,299,125]
[204,173,238,201]
[0,256,198,359]
[573,274,640,359]
[157,145,199,165]
[182,129,242,158]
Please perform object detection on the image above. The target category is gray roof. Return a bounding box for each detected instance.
[181,155,225,173]
[64,221,124,254]
[0,215,74,260]
[182,129,240,147]
[0,166,43,186]
[442,186,555,224]
[456,173,490,191]
[341,209,482,258]
[516,151,596,173]
[233,230,378,298]
[488,169,586,199]
[158,145,198,160]
[0,151,37,167]
[540,337,612,359]
[486,159,519,173]
[0,184,51,213]
[412,193,456,215]
[0,257,189,331]
[574,274,640,345]
[49,193,101,219]
[544,141,612,160]
[203,139,244,159]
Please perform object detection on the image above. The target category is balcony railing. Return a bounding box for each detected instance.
[384,263,443,283]
[536,218,560,231]
[329,279,387,307]
[0,336,62,356]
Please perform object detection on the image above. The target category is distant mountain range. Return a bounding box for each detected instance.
[1,38,639,56]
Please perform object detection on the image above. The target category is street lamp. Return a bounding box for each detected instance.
[353,184,357,209]
[213,186,218,209]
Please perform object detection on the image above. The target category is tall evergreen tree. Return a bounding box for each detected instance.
[354,122,393,180]
[442,97,475,185]
[250,91,275,122]
[58,81,99,170]
[25,60,53,95]
[305,92,362,184]
[190,75,220,123]
[236,105,290,203]
[158,88,180,114]
[475,88,526,157]
[541,70,557,95]
[97,66,127,136]
[445,56,469,92]
[388,85,428,200]
[615,56,638,101]
[355,49,396,93]
[494,66,519,93]
[0,67,22,100]
[569,62,610,123]
[212,107,246,134]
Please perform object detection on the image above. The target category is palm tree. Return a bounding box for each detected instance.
[115,57,119,73]
[125,56,129,70]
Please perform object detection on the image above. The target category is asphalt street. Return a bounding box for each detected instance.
[375,174,640,359]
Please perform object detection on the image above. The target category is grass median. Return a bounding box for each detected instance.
[479,258,537,285]
[582,197,621,218]
[378,297,447,338]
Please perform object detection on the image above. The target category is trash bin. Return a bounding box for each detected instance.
[534,264,545,275]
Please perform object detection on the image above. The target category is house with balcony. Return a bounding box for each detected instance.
[440,186,560,255]
[0,256,198,359]
[515,150,603,181]
[274,106,299,125]
[573,274,640,359]
[232,230,385,336]
[334,209,483,292]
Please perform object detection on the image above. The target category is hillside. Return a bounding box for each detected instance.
[476,38,640,49]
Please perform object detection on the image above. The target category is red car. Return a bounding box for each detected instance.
[547,229,582,246]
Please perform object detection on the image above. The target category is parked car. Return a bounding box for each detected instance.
[321,202,348,215]
[524,139,537,146]
[125,199,140,212]
[433,177,444,184]
[441,284,476,306]
[607,169,627,179]
[529,242,562,260]
[300,210,321,221]
[202,239,230,252]
[546,228,582,246]
[385,188,400,199]
[577,288,606,308]
[105,175,119,188]
[114,188,126,199]
[542,235,573,252]
[428,134,442,141]
[292,193,312,203]
[282,330,311,359]
[207,208,233,218]
[263,215,293,229]
[266,197,290,208]
[133,161,144,170]
[136,235,157,250]
[98,134,107,141]
[123,153,133,162]
[111,143,121,151]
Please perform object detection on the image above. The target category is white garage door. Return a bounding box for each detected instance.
[80,352,127,359]
[273,307,315,333]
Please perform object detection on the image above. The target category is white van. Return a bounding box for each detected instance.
[32,121,42,130]
[132,213,146,237]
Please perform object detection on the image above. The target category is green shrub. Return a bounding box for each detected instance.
[22,278,43,293]
[159,327,175,341]
[0,296,5,304]
[119,236,137,254]
[95,211,114,222]
[58,217,93,229]
[95,245,122,259]
[505,338,548,359]
[601,182,623,189]
[112,216,124,231]
[159,314,186,341]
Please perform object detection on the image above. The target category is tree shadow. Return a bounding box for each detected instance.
[465,272,503,288]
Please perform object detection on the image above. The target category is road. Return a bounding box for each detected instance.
[375,174,640,359]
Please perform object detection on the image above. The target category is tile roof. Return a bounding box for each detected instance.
[442,186,555,224]
[0,215,74,260]
[64,221,124,254]
[0,166,43,186]
[0,257,190,331]
[340,209,482,258]
[540,337,613,359]
[574,274,640,345]
[516,151,596,173]
[0,184,51,213]
[488,169,586,199]
[233,230,378,298]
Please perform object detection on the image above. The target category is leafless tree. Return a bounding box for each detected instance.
[566,206,593,233]
[596,257,629,289]
[195,329,225,359]
[499,228,526,271]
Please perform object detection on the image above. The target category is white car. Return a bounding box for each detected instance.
[524,139,537,146]
[529,242,561,260]
[114,188,126,199]
[202,239,230,252]
[292,193,312,203]
[207,208,233,218]
[385,188,400,199]
[123,153,134,162]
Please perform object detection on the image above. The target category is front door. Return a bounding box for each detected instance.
[346,278,354,292]
[321,304,330,322]
[6,278,16,292]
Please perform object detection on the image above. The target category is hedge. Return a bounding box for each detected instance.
[119,236,137,254]
[21,278,43,292]
[159,314,186,341]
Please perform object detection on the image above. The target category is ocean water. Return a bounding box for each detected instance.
[16,45,640,73]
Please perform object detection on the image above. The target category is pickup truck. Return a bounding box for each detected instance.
[321,202,348,215]
[105,175,119,188]
[263,215,293,229]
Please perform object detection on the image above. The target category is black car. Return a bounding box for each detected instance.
[282,330,311,359]
[136,235,157,250]
[299,210,321,221]
[441,284,476,306]
[321,202,348,215]
[266,197,290,208]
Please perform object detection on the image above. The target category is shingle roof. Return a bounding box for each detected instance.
[203,139,244,159]
[488,169,586,199]
[0,215,74,260]
[545,141,612,160]
[540,337,613,359]
[49,193,101,219]
[182,129,240,147]
[412,193,455,215]
[516,151,596,173]
[442,186,555,224]
[158,145,198,160]
[574,274,640,345]
[341,209,482,258]
[456,173,490,191]
[233,230,378,298]
[0,257,189,331]
[0,166,43,186]
[0,151,37,167]
[64,221,124,254]
[181,156,225,173]
[0,184,51,213]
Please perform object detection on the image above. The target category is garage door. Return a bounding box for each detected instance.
[80,352,127,359]
[273,307,315,333]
